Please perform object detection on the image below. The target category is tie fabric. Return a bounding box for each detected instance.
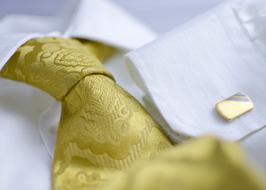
[101,136,266,190]
[1,37,265,190]
[0,37,172,190]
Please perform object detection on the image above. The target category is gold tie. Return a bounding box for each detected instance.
[1,37,265,190]
[0,37,172,190]
[100,137,266,190]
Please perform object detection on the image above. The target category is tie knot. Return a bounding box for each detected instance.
[0,37,114,100]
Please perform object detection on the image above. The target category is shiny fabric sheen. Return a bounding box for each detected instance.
[0,37,172,190]
[1,37,265,190]
[99,137,266,190]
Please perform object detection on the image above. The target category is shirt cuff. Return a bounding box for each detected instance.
[126,0,266,142]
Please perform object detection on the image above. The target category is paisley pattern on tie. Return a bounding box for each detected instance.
[0,37,172,190]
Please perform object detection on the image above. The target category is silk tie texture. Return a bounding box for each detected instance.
[1,37,265,190]
[0,37,172,190]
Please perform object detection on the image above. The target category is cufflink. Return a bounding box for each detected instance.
[215,92,254,121]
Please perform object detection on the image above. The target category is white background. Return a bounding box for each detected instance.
[0,0,224,33]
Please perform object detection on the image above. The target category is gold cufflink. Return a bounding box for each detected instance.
[215,92,254,121]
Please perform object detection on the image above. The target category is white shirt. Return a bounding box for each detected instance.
[0,0,265,190]
[126,0,266,174]
[0,0,155,189]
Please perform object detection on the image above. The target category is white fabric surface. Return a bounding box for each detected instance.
[0,0,156,69]
[126,0,266,173]
[0,0,266,189]
[113,0,224,33]
[0,0,153,190]
[127,0,266,140]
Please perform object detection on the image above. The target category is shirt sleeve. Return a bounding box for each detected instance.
[126,0,266,142]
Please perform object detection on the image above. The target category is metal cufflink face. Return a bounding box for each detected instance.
[215,92,254,121]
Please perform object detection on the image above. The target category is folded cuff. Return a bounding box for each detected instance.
[126,0,266,141]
